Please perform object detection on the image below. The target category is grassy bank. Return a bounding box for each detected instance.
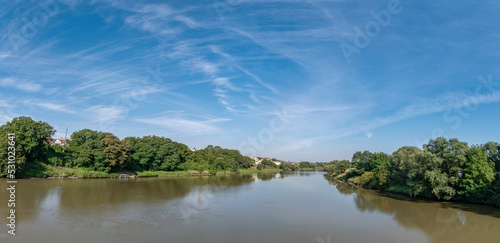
[46,165,120,178]
[27,165,283,179]
[238,168,281,173]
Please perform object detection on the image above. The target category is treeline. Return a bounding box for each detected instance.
[0,117,254,177]
[324,137,500,206]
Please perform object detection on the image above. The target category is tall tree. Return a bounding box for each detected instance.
[389,146,422,186]
[483,141,500,171]
[352,150,373,173]
[458,146,495,199]
[424,137,469,190]
[102,134,131,168]
[68,129,110,172]
[0,116,55,177]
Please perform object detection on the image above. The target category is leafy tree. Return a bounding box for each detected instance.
[324,160,351,176]
[125,136,187,171]
[46,144,69,166]
[483,141,500,171]
[424,137,468,187]
[102,134,131,168]
[261,159,278,168]
[67,129,110,172]
[299,161,312,169]
[407,151,456,200]
[257,163,265,170]
[0,116,55,177]
[389,146,422,186]
[352,150,373,173]
[280,161,298,171]
[370,152,391,187]
[458,146,495,199]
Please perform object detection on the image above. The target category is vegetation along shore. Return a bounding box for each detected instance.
[324,138,500,207]
[0,117,303,179]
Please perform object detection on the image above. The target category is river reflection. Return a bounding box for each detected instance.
[326,178,500,243]
[1,172,499,243]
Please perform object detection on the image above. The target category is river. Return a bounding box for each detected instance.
[1,171,499,243]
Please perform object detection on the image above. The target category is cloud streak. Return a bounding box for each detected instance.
[135,116,230,135]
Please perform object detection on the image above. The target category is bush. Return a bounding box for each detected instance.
[386,185,414,196]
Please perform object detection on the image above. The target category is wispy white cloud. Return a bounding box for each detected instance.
[287,105,350,114]
[174,15,200,29]
[181,58,219,76]
[0,78,42,92]
[86,105,126,123]
[209,45,277,93]
[272,91,500,153]
[124,4,179,35]
[31,102,77,114]
[135,116,230,135]
[326,91,500,142]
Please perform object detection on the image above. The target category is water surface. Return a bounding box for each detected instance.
[1,171,499,243]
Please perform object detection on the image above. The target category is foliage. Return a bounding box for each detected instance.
[257,163,265,170]
[0,116,55,177]
[298,161,312,169]
[352,150,373,173]
[102,134,131,168]
[67,129,111,172]
[389,146,421,187]
[324,160,351,176]
[457,146,495,199]
[370,152,391,188]
[261,159,278,168]
[326,137,500,205]
[483,141,500,171]
[280,162,298,171]
[125,136,187,171]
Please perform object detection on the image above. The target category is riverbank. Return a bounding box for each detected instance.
[12,165,285,179]
[324,172,500,208]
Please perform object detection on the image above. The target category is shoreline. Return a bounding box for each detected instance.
[324,174,500,208]
[1,167,318,180]
[2,168,286,180]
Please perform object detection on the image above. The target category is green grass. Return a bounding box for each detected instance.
[136,170,214,177]
[238,168,281,173]
[46,165,119,178]
[386,185,414,196]
[298,168,315,171]
[33,165,282,179]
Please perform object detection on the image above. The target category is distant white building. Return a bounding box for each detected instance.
[252,157,282,166]
[49,138,68,146]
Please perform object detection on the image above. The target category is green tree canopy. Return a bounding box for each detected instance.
[67,129,110,172]
[102,134,131,168]
[389,146,422,186]
[0,116,55,177]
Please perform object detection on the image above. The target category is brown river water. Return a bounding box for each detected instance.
[1,171,499,243]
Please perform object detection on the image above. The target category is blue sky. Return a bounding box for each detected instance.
[1,0,500,161]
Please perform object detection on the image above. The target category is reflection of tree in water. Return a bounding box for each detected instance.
[1,174,262,225]
[327,179,500,243]
[0,179,61,222]
[325,177,355,196]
